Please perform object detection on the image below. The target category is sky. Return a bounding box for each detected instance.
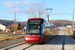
[0,0,75,22]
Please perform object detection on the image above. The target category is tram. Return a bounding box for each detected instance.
[24,18,58,44]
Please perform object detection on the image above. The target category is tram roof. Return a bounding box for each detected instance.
[28,18,43,20]
[28,18,56,26]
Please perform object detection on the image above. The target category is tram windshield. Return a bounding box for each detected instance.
[26,20,42,34]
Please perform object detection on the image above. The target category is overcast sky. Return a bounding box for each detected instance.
[0,0,75,21]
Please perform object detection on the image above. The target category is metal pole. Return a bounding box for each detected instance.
[47,15,49,21]
[14,11,16,34]
[48,10,52,21]
[14,11,16,29]
[73,8,74,36]
[39,12,40,18]
[46,8,53,22]
[62,20,63,28]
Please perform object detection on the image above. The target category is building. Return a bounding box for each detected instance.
[66,25,72,28]
[0,24,6,31]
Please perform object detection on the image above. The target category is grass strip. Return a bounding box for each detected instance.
[0,35,24,41]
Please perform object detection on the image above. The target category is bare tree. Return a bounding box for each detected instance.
[26,2,47,18]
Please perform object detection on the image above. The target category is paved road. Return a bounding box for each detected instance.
[0,38,24,49]
[64,31,75,50]
[1,30,75,50]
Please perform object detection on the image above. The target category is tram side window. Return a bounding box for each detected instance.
[43,25,45,32]
[41,23,45,35]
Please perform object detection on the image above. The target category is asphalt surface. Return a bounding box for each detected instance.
[1,30,75,50]
[0,38,24,49]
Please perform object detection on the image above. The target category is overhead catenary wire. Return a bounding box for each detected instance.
[42,0,49,7]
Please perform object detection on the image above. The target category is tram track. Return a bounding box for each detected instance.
[22,44,34,50]
[1,31,69,50]
[1,42,34,50]
[2,42,25,50]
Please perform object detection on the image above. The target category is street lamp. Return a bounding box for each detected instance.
[46,8,53,21]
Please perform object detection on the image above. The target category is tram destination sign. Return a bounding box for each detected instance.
[29,20,41,22]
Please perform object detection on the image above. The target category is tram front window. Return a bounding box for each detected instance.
[27,23,41,34]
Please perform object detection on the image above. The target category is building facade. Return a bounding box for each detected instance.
[0,24,6,31]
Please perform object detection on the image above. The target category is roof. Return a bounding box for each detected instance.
[0,24,6,26]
